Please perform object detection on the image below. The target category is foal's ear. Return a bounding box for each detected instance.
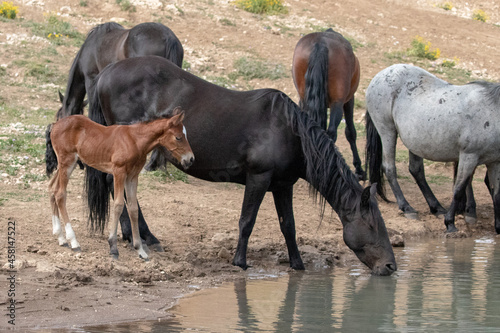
[171,110,185,126]
[58,90,64,103]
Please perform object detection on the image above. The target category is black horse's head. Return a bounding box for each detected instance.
[341,185,397,276]
[56,91,88,120]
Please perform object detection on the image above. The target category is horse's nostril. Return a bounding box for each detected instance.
[386,262,397,272]
[190,156,194,163]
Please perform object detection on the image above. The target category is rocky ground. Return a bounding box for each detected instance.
[1,0,500,329]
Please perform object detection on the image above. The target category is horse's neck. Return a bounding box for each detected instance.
[129,120,168,153]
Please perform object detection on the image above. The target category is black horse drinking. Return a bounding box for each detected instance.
[84,56,396,276]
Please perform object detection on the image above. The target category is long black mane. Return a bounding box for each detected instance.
[278,93,363,218]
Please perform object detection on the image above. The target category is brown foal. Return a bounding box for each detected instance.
[46,110,194,259]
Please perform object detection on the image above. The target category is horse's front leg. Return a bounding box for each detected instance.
[445,154,478,232]
[343,98,366,180]
[233,171,272,270]
[124,177,149,260]
[272,186,304,270]
[408,152,447,216]
[107,174,163,251]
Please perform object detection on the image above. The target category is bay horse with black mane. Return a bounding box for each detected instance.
[292,28,365,180]
[45,110,194,259]
[86,56,396,275]
[56,22,183,123]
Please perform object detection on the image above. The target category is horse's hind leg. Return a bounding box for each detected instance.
[53,160,81,250]
[408,152,447,216]
[272,186,304,270]
[327,101,343,142]
[444,154,478,232]
[343,98,366,180]
[233,171,272,270]
[485,163,500,234]
[108,173,125,259]
[124,177,148,260]
[381,132,418,219]
[49,171,66,246]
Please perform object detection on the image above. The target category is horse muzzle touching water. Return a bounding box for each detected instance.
[45,109,193,260]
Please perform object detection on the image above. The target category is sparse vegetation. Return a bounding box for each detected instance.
[0,1,18,19]
[233,0,288,15]
[230,57,289,80]
[437,1,454,11]
[407,36,441,60]
[25,14,84,46]
[116,0,136,12]
[472,9,489,22]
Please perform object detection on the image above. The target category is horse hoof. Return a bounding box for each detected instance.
[139,255,150,261]
[446,225,459,233]
[61,242,70,248]
[149,243,164,253]
[72,247,82,252]
[404,212,419,220]
[465,215,477,224]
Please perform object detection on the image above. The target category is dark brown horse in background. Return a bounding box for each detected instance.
[56,22,184,121]
[292,28,365,180]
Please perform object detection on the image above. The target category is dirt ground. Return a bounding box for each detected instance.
[1,0,500,329]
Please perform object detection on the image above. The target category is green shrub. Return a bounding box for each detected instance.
[233,0,287,14]
[0,1,18,19]
[472,9,488,22]
[231,57,288,80]
[407,36,440,60]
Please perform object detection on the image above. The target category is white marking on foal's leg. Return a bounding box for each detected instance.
[52,215,67,246]
[65,223,81,250]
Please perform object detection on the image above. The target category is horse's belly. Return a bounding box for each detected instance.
[397,130,460,162]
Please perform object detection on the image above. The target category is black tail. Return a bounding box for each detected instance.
[365,111,388,201]
[85,76,111,233]
[302,42,329,130]
[166,38,184,68]
[45,123,58,177]
[279,94,362,218]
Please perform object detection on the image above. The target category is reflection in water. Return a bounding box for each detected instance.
[78,237,500,332]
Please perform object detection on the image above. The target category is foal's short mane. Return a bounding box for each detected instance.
[275,92,363,216]
[469,80,500,105]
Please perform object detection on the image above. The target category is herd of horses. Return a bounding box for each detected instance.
[44,21,500,277]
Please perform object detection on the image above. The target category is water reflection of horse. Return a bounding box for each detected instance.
[365,64,500,233]
[56,22,183,120]
[292,28,365,180]
[45,110,194,259]
[86,56,396,275]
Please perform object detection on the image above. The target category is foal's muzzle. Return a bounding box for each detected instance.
[181,153,195,169]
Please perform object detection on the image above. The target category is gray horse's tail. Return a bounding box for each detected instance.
[85,76,111,233]
[302,42,329,129]
[45,123,58,177]
[365,111,388,201]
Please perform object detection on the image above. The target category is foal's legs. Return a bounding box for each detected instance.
[408,152,447,216]
[233,171,272,269]
[272,186,304,270]
[108,173,125,259]
[343,98,366,180]
[124,176,148,259]
[51,158,81,250]
[444,154,478,232]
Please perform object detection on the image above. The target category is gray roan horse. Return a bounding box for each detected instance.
[365,63,500,233]
[84,56,396,275]
[56,22,183,122]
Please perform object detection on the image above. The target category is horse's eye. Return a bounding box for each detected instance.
[175,136,182,141]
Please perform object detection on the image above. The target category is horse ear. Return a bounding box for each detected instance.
[361,185,372,211]
[58,90,64,103]
[172,110,185,126]
[83,99,88,108]
[172,106,182,116]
